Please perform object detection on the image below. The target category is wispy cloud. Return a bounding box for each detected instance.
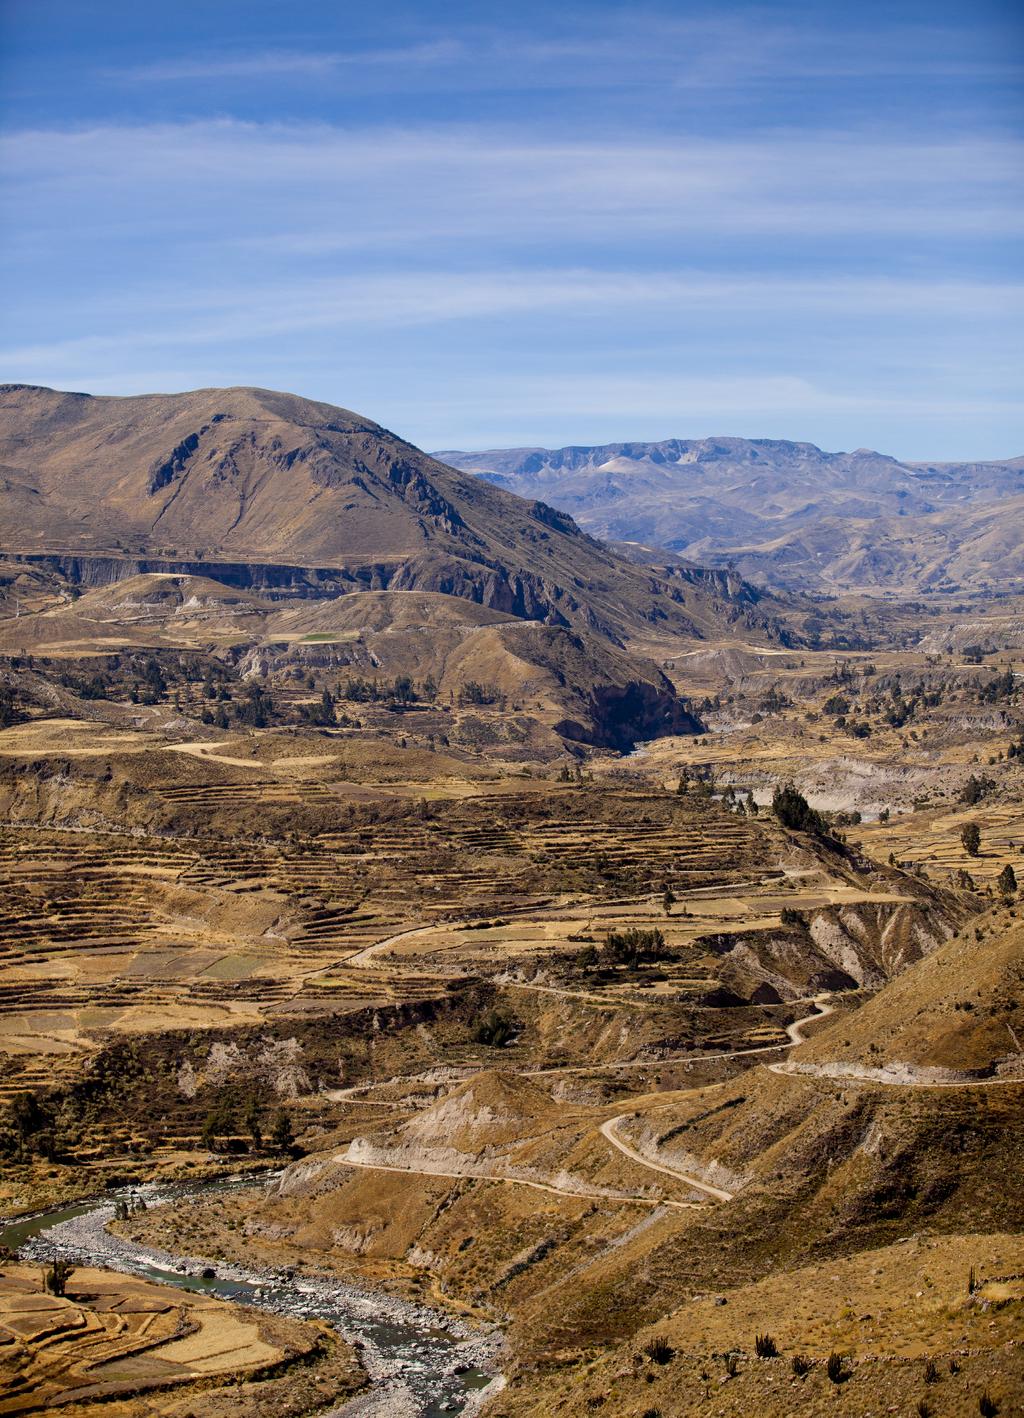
[3,120,1020,251]
[109,41,465,83]
[99,14,1024,93]
[5,269,1020,359]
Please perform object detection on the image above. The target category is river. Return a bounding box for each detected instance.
[0,1173,503,1417]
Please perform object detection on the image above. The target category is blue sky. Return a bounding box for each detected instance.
[1,0,1021,458]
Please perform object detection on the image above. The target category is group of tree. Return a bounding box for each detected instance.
[579,926,669,973]
[772,783,827,835]
[338,674,425,704]
[201,1100,295,1155]
[458,679,499,706]
[977,667,1016,705]
[234,682,273,727]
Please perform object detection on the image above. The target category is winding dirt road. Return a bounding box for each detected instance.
[598,1115,734,1201]
[590,994,837,1200]
[334,1151,703,1210]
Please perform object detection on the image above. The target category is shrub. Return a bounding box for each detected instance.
[791,1355,810,1377]
[643,1337,674,1365]
[826,1352,848,1384]
[472,1009,517,1047]
[924,1358,939,1383]
[961,822,981,857]
[780,907,805,928]
[43,1259,75,1296]
[754,1333,778,1358]
[724,1353,739,1377]
[979,1394,999,1417]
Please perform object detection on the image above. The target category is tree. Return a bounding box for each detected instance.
[201,1102,235,1152]
[997,863,1017,899]
[244,1098,263,1151]
[200,1112,219,1151]
[576,943,598,971]
[270,1108,294,1154]
[10,1092,51,1156]
[961,822,981,858]
[662,887,675,915]
[959,774,994,806]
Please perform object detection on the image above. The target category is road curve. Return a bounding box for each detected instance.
[598,1114,734,1201]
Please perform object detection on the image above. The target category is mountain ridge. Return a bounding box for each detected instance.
[436,436,1024,592]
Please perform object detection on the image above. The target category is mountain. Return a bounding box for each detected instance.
[0,385,780,644]
[436,437,1024,592]
[0,385,804,751]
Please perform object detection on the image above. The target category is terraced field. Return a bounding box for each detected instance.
[0,1262,359,1417]
[850,800,1024,887]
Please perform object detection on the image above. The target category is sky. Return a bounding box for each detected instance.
[1,0,1022,458]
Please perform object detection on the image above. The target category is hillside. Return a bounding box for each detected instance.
[437,437,1024,592]
[0,385,780,646]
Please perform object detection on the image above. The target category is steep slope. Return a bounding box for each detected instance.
[438,437,1024,591]
[0,385,778,645]
[791,911,1024,1079]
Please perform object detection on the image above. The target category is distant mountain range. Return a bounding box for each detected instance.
[435,438,1024,593]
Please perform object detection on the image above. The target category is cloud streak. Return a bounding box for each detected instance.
[109,41,465,83]
[100,13,1024,92]
[3,120,1020,254]
[4,269,1021,360]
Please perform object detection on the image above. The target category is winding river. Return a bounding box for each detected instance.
[0,1174,502,1417]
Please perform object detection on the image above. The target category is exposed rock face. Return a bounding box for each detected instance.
[701,894,963,1003]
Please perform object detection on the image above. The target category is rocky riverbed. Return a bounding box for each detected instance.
[8,1179,504,1417]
